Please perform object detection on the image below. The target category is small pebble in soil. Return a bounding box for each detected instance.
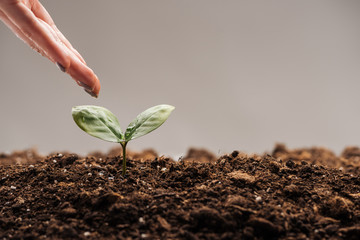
[161,168,167,172]
[26,209,30,212]
[255,196,262,202]
[98,172,104,176]
[10,186,16,190]
[84,232,91,237]
[139,217,145,224]
[53,160,57,163]
[57,153,63,158]
[29,165,34,168]
[141,233,148,238]
[88,173,92,176]
[108,176,114,180]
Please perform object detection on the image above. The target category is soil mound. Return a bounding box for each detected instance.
[0,145,359,239]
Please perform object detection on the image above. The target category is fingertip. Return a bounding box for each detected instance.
[84,88,98,98]
[62,50,100,98]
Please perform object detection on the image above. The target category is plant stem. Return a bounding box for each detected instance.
[120,142,128,176]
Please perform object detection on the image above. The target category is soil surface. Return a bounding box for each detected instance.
[0,144,360,239]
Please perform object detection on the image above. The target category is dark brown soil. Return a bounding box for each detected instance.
[1,144,360,239]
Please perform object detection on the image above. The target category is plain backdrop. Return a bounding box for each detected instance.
[1,0,360,157]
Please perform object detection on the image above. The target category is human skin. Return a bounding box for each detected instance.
[0,0,100,97]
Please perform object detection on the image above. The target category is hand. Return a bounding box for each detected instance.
[0,0,100,97]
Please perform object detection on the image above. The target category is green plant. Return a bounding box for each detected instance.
[72,104,175,176]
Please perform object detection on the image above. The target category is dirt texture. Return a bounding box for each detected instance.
[0,144,360,239]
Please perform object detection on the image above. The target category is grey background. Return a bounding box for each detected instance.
[1,0,360,157]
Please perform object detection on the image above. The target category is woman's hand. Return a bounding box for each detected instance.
[0,0,100,97]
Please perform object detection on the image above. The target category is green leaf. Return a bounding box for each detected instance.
[72,106,123,143]
[125,104,175,141]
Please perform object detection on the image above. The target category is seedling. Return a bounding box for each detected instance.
[72,104,175,176]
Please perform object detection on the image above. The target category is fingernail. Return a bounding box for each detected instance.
[84,88,98,98]
[56,62,66,72]
[78,81,92,91]
[77,81,98,98]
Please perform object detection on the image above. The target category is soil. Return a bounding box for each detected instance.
[0,144,360,239]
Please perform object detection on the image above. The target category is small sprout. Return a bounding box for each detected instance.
[72,104,175,176]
